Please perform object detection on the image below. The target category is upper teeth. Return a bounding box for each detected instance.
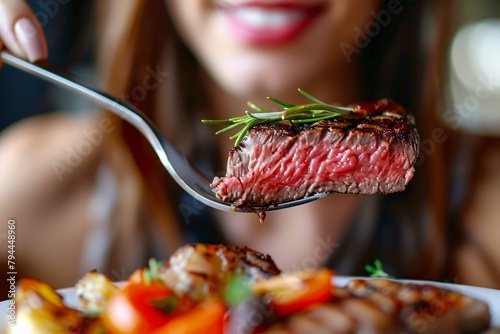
[230,7,306,28]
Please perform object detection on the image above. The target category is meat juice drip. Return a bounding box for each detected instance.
[234,204,267,223]
[258,210,267,224]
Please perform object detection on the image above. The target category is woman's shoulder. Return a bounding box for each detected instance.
[0,112,108,195]
[0,111,112,153]
[0,113,145,288]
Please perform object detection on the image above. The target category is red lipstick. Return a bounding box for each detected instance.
[219,2,326,45]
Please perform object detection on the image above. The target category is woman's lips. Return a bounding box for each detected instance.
[220,2,326,45]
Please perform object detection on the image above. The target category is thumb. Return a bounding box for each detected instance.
[0,0,48,62]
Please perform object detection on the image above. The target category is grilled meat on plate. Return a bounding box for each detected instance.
[159,243,280,301]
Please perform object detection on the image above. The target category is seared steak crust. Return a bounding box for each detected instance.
[212,99,420,207]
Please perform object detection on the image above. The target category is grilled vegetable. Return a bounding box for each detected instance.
[253,269,335,317]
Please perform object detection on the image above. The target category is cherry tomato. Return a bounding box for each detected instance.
[152,300,227,334]
[103,281,175,333]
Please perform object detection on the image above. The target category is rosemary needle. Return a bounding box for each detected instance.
[201,88,355,147]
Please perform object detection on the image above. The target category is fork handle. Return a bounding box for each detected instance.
[1,51,145,127]
[0,51,205,185]
[1,50,169,165]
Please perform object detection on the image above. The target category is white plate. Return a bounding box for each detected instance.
[1,277,499,332]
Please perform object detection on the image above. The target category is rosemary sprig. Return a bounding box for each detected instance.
[202,88,355,146]
[365,259,397,279]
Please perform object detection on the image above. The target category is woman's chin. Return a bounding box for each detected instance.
[208,56,309,95]
[214,72,307,100]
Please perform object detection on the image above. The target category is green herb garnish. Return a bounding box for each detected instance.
[224,274,253,307]
[82,310,102,318]
[365,259,396,279]
[150,295,179,314]
[202,88,355,146]
[143,258,164,284]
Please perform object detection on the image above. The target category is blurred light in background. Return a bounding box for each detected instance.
[444,2,500,135]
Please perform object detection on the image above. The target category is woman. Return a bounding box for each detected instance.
[1,0,499,296]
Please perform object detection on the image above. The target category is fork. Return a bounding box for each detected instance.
[0,51,322,212]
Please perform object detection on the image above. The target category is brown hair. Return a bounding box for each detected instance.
[356,0,455,279]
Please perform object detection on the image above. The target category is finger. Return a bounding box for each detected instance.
[0,0,48,62]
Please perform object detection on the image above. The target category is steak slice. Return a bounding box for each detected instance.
[211,99,420,208]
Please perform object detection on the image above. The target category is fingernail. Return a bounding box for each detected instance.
[14,18,47,62]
